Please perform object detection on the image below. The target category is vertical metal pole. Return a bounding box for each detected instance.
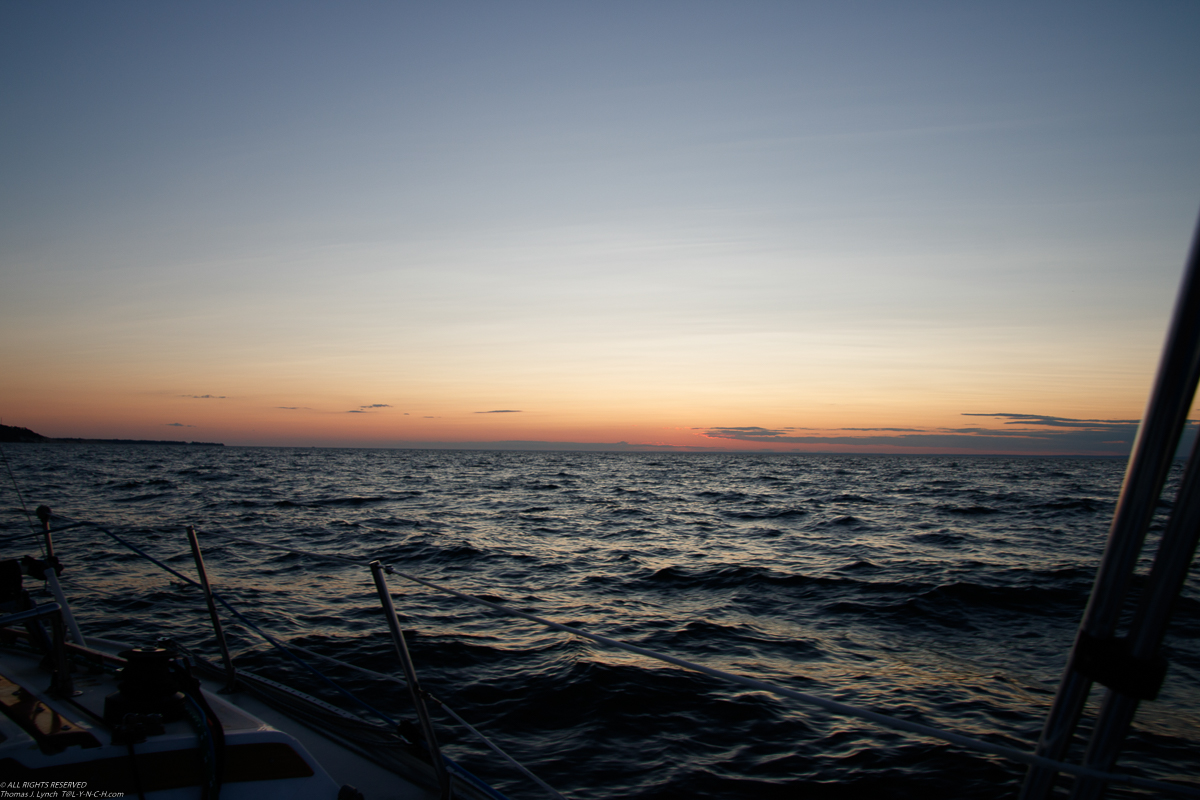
[47,607,74,698]
[34,506,84,645]
[35,506,55,560]
[1021,215,1200,800]
[42,569,84,645]
[186,526,239,693]
[1068,431,1200,800]
[369,560,451,800]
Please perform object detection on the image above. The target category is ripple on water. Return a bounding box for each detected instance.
[0,445,1191,800]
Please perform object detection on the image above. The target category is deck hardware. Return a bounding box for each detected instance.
[1022,216,1200,800]
[37,511,1198,799]
[1072,633,1168,701]
[0,672,100,752]
[1067,429,1200,800]
[369,560,452,800]
[34,506,84,645]
[35,506,55,560]
[103,648,186,725]
[186,526,239,693]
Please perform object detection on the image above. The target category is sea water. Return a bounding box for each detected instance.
[1,444,1197,799]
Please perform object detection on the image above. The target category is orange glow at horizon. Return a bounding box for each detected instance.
[1,364,1165,456]
[2,4,1196,457]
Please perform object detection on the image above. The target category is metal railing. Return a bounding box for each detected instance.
[1021,214,1200,800]
[128,520,1200,798]
[18,508,1200,800]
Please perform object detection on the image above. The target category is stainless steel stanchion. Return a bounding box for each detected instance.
[1021,215,1200,799]
[370,560,451,800]
[35,506,84,644]
[1068,431,1200,800]
[187,526,239,693]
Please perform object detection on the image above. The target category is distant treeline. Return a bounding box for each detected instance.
[0,423,223,446]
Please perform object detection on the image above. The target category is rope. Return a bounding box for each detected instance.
[196,528,1200,799]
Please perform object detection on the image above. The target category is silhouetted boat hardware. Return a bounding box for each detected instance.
[0,511,527,800]
[1017,219,1200,800]
[2,221,1198,797]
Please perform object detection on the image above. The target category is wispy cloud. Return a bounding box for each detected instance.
[166,422,195,427]
[839,427,925,432]
[347,403,393,413]
[699,413,1188,455]
[476,409,522,414]
[181,394,225,399]
[704,426,792,437]
[961,413,1139,428]
[380,439,716,452]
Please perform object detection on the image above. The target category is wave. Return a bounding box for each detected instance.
[935,504,1001,515]
[1030,497,1106,513]
[909,531,966,546]
[273,494,393,507]
[722,506,809,520]
[4,445,1191,800]
[113,492,172,503]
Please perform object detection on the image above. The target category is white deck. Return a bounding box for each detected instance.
[0,641,435,800]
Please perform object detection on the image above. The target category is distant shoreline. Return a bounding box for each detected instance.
[0,424,223,447]
[44,438,224,446]
[0,423,1140,456]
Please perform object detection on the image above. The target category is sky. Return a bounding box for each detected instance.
[2,1,1199,454]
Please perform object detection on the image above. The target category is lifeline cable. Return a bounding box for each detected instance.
[196,527,1200,799]
[0,442,47,558]
[431,695,567,800]
[49,518,542,800]
[280,640,564,799]
[35,517,1200,800]
[53,515,402,729]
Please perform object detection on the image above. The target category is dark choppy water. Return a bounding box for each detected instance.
[2,444,1198,799]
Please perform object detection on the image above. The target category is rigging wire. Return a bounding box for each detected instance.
[47,515,555,799]
[196,528,1200,799]
[0,442,47,558]
[72,517,402,729]
[31,515,1200,800]
[280,640,565,799]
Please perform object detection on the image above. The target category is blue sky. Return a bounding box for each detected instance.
[2,2,1198,452]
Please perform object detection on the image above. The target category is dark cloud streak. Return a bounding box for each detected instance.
[348,403,393,413]
[700,413,1186,455]
[962,413,1138,428]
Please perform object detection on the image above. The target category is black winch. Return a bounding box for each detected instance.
[103,647,187,726]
